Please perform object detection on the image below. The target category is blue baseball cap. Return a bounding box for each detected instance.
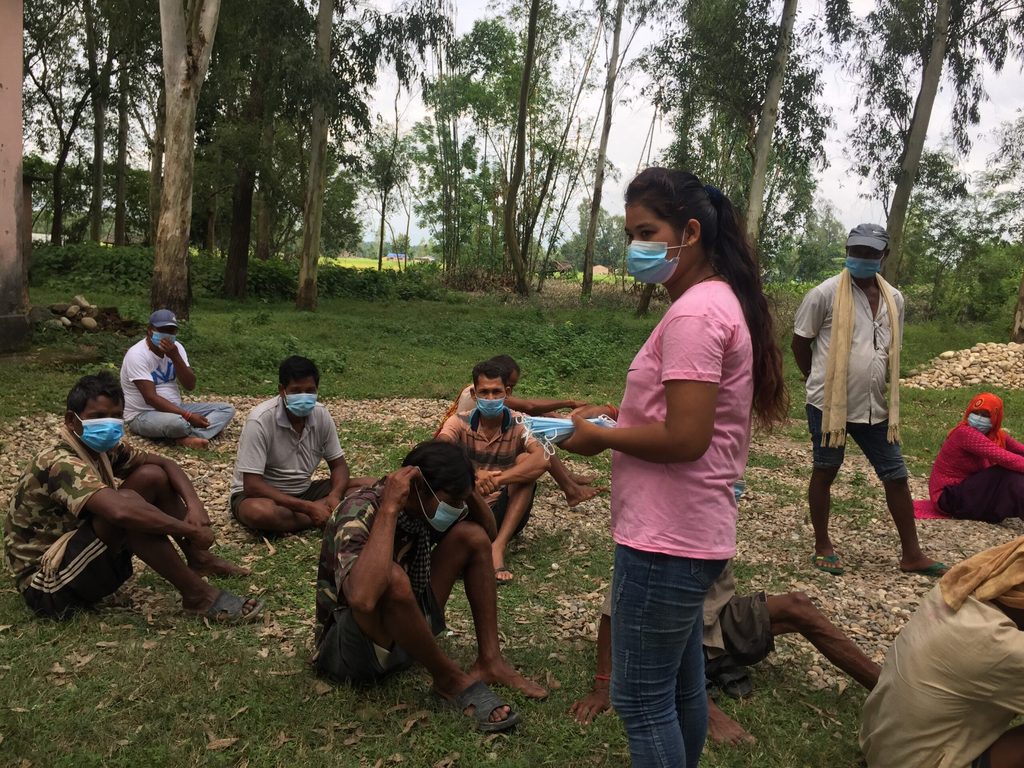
[148,309,180,328]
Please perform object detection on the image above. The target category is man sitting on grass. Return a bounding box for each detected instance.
[437,354,602,507]
[861,536,1024,768]
[120,309,235,450]
[231,356,354,534]
[572,563,879,744]
[313,441,546,732]
[436,360,549,584]
[3,372,257,622]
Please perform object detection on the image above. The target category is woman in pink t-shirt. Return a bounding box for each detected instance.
[562,168,787,767]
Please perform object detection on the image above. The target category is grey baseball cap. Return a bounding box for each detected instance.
[846,223,889,251]
[148,309,180,328]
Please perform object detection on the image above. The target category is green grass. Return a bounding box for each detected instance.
[1,286,1020,767]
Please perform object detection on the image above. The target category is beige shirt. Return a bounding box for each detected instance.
[860,586,1024,768]
[231,398,344,496]
[794,274,904,424]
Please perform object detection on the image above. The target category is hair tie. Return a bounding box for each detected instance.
[704,184,725,206]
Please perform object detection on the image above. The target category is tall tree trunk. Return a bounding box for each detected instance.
[50,156,66,246]
[745,0,798,248]
[883,0,950,283]
[377,193,388,271]
[502,0,541,296]
[296,0,332,310]
[152,0,221,317]
[84,0,113,244]
[205,198,217,253]
[148,88,165,247]
[224,164,255,296]
[1012,268,1024,342]
[636,282,656,316]
[113,55,130,245]
[582,0,625,299]
[255,188,271,260]
[253,108,275,262]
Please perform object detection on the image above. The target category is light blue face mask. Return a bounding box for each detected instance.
[76,414,124,453]
[150,331,177,346]
[416,479,467,533]
[284,392,317,417]
[967,413,993,434]
[845,256,882,279]
[518,414,617,457]
[476,397,506,419]
[627,241,682,284]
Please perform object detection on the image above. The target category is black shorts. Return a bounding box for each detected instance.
[717,592,775,666]
[490,483,537,538]
[315,588,445,684]
[229,478,333,522]
[21,521,133,620]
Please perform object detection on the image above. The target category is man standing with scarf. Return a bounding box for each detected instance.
[792,224,945,577]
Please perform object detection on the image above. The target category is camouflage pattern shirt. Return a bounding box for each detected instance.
[314,482,430,648]
[4,437,146,591]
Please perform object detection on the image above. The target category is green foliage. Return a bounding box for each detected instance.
[30,244,445,303]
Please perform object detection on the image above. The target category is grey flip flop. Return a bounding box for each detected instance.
[443,681,519,733]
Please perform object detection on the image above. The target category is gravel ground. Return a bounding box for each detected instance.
[3,396,1023,694]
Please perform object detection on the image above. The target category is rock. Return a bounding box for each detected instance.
[72,294,92,309]
[59,316,72,327]
[938,350,956,359]
[902,343,1024,391]
[79,316,98,331]
[65,305,81,318]
[50,303,70,314]
[43,318,65,330]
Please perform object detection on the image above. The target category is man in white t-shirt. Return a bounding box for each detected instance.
[120,309,235,450]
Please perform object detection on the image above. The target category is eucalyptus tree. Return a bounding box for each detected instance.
[847,0,1024,282]
[363,119,411,271]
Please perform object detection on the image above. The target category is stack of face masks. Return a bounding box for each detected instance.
[517,414,617,457]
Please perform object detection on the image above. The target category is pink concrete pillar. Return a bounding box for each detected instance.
[0,0,30,351]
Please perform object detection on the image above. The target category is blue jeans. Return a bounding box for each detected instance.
[127,402,235,441]
[611,544,727,768]
[806,405,908,481]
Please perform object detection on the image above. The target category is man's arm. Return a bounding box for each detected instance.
[465,490,497,540]
[133,379,209,428]
[506,395,589,416]
[142,452,210,527]
[325,455,351,506]
[342,467,418,613]
[159,339,196,391]
[84,486,211,545]
[791,334,814,380]
[496,440,548,485]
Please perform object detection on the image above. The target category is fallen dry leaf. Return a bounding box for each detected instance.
[50,662,66,675]
[206,736,239,751]
[262,537,277,556]
[433,753,460,768]
[313,680,332,696]
[228,706,249,721]
[545,670,561,690]
[142,640,158,651]
[95,641,119,648]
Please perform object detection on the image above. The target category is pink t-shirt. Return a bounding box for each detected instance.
[611,281,753,559]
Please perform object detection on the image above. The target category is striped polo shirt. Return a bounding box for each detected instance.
[436,409,527,504]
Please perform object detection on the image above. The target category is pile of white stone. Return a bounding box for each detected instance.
[41,295,102,332]
[901,342,1024,390]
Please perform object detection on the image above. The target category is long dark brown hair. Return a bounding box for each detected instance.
[625,167,788,428]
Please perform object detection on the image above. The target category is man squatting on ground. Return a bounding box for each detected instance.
[120,309,235,450]
[313,440,546,732]
[3,372,258,622]
[437,360,549,584]
[572,563,880,743]
[861,535,1024,768]
[231,355,367,534]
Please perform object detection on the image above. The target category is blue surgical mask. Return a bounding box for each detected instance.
[476,397,506,419]
[416,480,467,533]
[967,413,993,433]
[151,331,177,346]
[519,414,617,457]
[75,415,124,453]
[845,256,882,279]
[284,392,317,417]
[627,241,682,284]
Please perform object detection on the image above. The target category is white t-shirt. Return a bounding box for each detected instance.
[120,338,189,420]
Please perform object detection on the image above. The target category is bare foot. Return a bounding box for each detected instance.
[433,677,513,725]
[570,472,597,486]
[899,555,948,576]
[176,436,210,450]
[570,685,610,724]
[189,551,251,577]
[564,483,602,508]
[470,657,548,700]
[708,703,756,745]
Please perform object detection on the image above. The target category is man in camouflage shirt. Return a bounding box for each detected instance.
[4,372,256,621]
[313,440,546,732]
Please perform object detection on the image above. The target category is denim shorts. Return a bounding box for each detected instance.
[806,405,907,481]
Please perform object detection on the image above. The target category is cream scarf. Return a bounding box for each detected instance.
[38,427,117,576]
[820,269,901,447]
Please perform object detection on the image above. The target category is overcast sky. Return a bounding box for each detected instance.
[367,0,1024,245]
